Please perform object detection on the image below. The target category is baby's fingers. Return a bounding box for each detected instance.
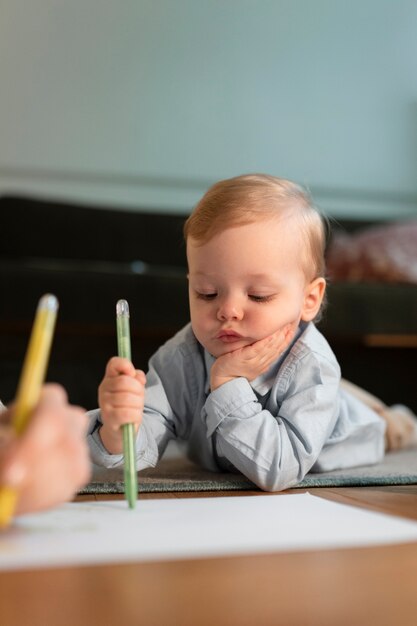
[282,322,297,344]
[105,356,136,378]
[135,370,146,386]
[103,407,143,429]
[101,373,143,395]
[100,390,144,410]
[267,324,296,352]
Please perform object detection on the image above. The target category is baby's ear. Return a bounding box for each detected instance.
[301,278,326,322]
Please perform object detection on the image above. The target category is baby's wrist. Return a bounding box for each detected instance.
[98,423,124,455]
[210,374,235,391]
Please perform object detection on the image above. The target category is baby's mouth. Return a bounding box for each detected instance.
[216,330,243,343]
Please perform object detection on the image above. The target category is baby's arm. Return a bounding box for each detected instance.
[88,329,192,468]
[98,357,146,454]
[204,346,342,491]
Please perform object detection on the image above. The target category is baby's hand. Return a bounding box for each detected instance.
[210,324,295,391]
[98,357,146,454]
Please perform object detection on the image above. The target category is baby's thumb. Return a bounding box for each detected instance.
[105,356,136,378]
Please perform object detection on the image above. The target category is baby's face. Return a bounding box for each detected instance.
[187,219,323,358]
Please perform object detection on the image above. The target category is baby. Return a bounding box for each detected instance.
[87,174,416,490]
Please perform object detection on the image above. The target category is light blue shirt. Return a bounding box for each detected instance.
[87,322,385,491]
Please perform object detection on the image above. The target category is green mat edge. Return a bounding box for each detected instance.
[80,473,417,494]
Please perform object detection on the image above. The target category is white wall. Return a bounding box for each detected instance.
[1,0,417,218]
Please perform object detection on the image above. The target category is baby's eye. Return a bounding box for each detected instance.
[249,294,274,303]
[196,292,217,301]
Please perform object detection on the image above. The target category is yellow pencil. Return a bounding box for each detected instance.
[0,294,59,527]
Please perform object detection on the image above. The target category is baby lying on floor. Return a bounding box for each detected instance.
[87,174,417,490]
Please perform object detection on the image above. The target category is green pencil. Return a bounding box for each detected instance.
[116,299,137,509]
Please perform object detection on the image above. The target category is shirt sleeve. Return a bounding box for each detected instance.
[202,350,341,491]
[86,407,160,469]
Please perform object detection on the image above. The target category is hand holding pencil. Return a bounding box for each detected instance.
[98,301,146,507]
[0,385,90,521]
[0,295,90,526]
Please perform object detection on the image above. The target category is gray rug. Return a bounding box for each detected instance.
[80,448,417,494]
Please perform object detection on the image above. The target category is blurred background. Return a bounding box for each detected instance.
[1,0,417,217]
[1,0,416,411]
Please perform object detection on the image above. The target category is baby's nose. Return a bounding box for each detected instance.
[216,297,244,321]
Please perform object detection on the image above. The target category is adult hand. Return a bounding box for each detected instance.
[0,384,91,515]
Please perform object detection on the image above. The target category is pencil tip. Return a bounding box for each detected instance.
[116,299,129,317]
[39,294,59,312]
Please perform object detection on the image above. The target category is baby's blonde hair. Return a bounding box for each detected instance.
[184,173,327,282]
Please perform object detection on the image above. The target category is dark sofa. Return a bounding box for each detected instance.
[1,195,416,412]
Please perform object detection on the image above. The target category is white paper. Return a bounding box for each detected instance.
[1,493,417,571]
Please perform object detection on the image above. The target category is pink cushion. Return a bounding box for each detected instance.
[326,221,417,283]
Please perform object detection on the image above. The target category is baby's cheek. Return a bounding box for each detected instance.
[192,317,211,339]
[253,313,284,337]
